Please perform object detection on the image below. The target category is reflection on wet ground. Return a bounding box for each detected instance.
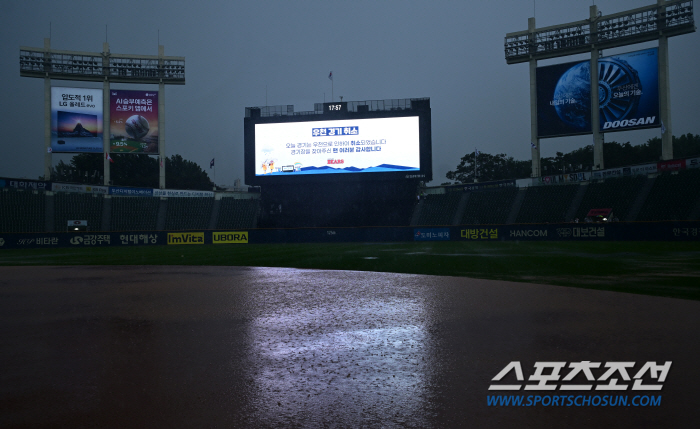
[0,265,699,428]
[244,268,433,427]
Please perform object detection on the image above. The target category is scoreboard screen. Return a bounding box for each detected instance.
[244,99,431,185]
[254,116,420,177]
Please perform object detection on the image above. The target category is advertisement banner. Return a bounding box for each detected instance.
[629,163,658,175]
[254,116,420,176]
[51,87,103,153]
[109,90,159,153]
[0,232,164,249]
[2,224,700,250]
[0,178,51,191]
[167,232,204,245]
[600,168,624,179]
[152,189,214,198]
[413,228,450,241]
[118,233,161,245]
[686,157,700,169]
[657,159,686,173]
[537,48,659,138]
[459,228,499,240]
[52,183,108,194]
[454,179,516,192]
[109,186,153,197]
[537,172,589,185]
[213,231,249,244]
[591,168,624,180]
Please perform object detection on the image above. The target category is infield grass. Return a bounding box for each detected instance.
[1,241,699,300]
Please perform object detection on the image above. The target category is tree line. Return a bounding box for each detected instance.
[48,153,216,190]
[444,133,700,184]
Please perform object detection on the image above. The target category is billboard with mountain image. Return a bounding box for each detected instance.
[50,87,103,153]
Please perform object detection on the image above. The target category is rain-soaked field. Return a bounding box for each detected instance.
[1,243,699,427]
[1,241,699,299]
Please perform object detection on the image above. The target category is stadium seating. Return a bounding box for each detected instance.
[416,191,462,226]
[164,197,214,230]
[360,187,416,227]
[575,176,646,221]
[216,198,259,229]
[515,184,579,224]
[637,169,700,221]
[4,167,700,235]
[110,197,160,231]
[0,188,45,232]
[461,187,519,225]
[53,192,104,232]
[257,181,417,228]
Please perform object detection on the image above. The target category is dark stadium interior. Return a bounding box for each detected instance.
[2,168,700,234]
[257,181,420,228]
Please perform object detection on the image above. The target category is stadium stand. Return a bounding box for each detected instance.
[216,198,259,229]
[5,166,700,235]
[0,188,45,232]
[53,192,103,232]
[416,191,462,226]
[361,183,417,227]
[460,187,520,225]
[575,176,647,221]
[515,184,579,223]
[164,197,214,230]
[258,181,418,228]
[110,197,160,231]
[637,169,700,221]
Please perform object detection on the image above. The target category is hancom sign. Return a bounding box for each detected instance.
[213,231,249,244]
[537,48,659,138]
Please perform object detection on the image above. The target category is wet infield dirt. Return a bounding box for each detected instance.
[1,265,698,428]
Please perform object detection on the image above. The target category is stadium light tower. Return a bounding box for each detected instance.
[19,39,185,188]
[505,0,695,177]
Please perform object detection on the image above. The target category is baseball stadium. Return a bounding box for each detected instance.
[2,1,699,428]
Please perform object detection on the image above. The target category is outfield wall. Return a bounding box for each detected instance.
[1,222,698,249]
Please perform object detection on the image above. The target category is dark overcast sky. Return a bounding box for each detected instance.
[2,0,698,186]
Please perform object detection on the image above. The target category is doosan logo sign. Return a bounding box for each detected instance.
[603,116,656,130]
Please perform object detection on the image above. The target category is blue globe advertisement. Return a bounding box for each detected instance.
[537,48,659,138]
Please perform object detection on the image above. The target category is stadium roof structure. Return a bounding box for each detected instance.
[20,44,185,84]
[504,0,695,64]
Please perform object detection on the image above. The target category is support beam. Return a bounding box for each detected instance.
[43,38,51,180]
[159,46,166,189]
[658,0,673,160]
[529,17,541,178]
[591,5,605,171]
[103,42,111,186]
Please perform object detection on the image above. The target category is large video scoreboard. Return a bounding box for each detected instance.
[244,98,432,185]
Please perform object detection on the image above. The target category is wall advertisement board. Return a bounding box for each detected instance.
[1,223,699,250]
[537,48,659,138]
